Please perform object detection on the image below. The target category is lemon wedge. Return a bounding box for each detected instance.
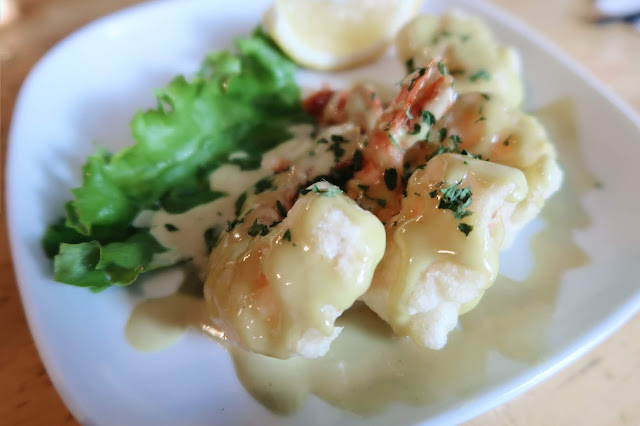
[263,0,423,71]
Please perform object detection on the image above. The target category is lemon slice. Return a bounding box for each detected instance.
[263,0,423,71]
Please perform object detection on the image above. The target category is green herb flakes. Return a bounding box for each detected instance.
[431,181,474,230]
[254,177,276,194]
[458,223,473,236]
[439,127,448,142]
[248,219,270,237]
[408,123,421,135]
[384,168,398,191]
[469,69,490,82]
[276,200,287,217]
[405,57,415,74]
[352,149,363,171]
[235,192,247,216]
[437,61,448,76]
[421,110,436,126]
[388,133,405,152]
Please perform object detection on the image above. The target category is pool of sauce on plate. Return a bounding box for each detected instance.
[125,98,597,415]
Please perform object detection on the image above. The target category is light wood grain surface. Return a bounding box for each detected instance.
[1,0,638,425]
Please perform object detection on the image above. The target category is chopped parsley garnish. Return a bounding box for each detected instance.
[435,181,473,220]
[458,223,473,236]
[309,182,343,197]
[430,181,474,234]
[408,123,421,135]
[437,61,448,76]
[439,127,448,142]
[226,208,253,232]
[388,133,405,152]
[276,200,287,217]
[384,168,398,191]
[428,145,455,160]
[226,217,243,232]
[406,66,430,90]
[481,93,491,101]
[460,34,471,42]
[298,186,311,195]
[432,30,453,45]
[164,224,178,232]
[282,229,292,242]
[405,57,415,74]
[461,149,482,159]
[503,134,512,146]
[407,77,417,91]
[370,92,376,100]
[402,162,412,185]
[469,69,490,82]
[421,110,436,126]
[449,134,462,150]
[248,219,270,237]
[254,177,276,194]
[235,192,247,216]
[352,149,363,171]
[317,137,328,144]
[327,134,350,162]
[405,106,415,119]
[475,103,487,123]
[358,184,387,207]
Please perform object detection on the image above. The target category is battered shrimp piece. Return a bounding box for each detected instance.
[362,154,528,349]
[346,59,457,221]
[204,182,386,359]
[407,92,563,246]
[396,11,524,107]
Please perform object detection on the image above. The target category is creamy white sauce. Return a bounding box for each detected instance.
[125,293,206,352]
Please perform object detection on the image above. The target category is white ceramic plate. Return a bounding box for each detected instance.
[7,0,640,425]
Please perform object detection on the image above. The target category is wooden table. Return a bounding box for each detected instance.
[1,1,638,424]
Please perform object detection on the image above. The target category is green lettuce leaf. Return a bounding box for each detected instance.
[44,30,308,288]
[53,231,165,291]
